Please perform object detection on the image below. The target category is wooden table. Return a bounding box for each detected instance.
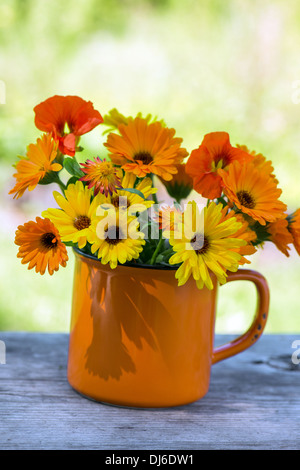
[0,333,299,450]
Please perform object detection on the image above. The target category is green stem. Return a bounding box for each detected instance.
[55,174,67,194]
[217,196,228,207]
[150,231,164,265]
[151,174,159,204]
[152,191,159,205]
[55,150,65,167]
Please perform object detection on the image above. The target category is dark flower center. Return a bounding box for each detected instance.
[111,197,130,208]
[56,120,74,136]
[105,226,123,245]
[215,153,226,165]
[133,151,153,165]
[73,215,91,231]
[190,234,210,255]
[237,190,256,209]
[40,232,58,249]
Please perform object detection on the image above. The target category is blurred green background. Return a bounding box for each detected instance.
[1,0,300,332]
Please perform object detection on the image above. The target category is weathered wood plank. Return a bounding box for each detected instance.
[0,333,299,450]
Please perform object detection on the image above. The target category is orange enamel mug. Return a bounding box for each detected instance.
[67,248,269,408]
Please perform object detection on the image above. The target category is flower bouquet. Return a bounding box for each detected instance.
[9,95,300,407]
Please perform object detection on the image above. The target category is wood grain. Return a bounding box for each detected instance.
[0,332,299,450]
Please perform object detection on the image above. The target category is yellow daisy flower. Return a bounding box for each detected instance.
[42,181,101,249]
[102,108,165,134]
[89,215,145,269]
[168,201,246,290]
[102,108,130,133]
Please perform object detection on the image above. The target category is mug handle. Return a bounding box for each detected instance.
[212,269,270,365]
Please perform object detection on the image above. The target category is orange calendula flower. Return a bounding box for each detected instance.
[220,206,257,264]
[158,163,193,202]
[237,145,278,183]
[288,209,300,255]
[219,161,287,225]
[267,218,293,257]
[15,217,68,275]
[9,134,61,199]
[34,95,103,156]
[104,117,188,181]
[80,157,122,197]
[154,204,183,238]
[185,132,251,199]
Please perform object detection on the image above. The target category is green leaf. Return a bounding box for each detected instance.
[63,241,75,247]
[64,157,84,178]
[252,221,271,245]
[155,254,164,263]
[121,187,146,200]
[138,239,157,264]
[215,196,228,208]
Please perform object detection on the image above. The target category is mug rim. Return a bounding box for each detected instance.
[73,246,179,271]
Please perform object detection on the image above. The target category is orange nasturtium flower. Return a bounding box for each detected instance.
[104,117,188,181]
[9,133,61,199]
[218,161,287,226]
[185,132,251,199]
[15,217,68,275]
[80,157,123,197]
[34,95,103,157]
